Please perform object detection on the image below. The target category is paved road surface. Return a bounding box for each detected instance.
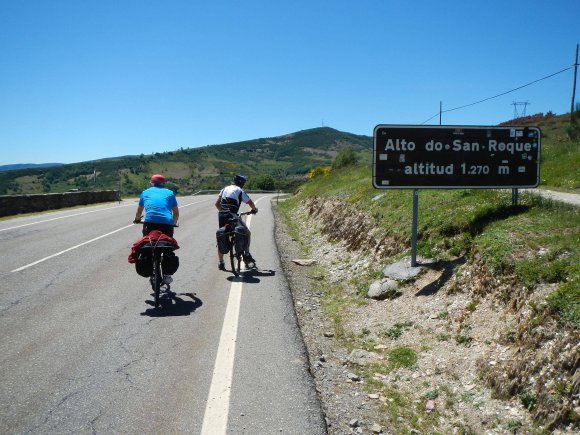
[534,188,580,207]
[0,194,326,434]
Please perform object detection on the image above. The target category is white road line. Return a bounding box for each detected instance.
[9,198,213,272]
[200,200,262,435]
[0,203,134,232]
[0,196,212,232]
[11,224,134,272]
[200,278,244,435]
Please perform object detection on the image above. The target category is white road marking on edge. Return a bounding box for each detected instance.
[0,203,134,232]
[10,224,134,272]
[8,198,213,273]
[200,278,244,435]
[1,196,212,232]
[200,201,262,435]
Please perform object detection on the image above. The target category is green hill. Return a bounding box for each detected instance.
[1,113,577,197]
[0,127,372,196]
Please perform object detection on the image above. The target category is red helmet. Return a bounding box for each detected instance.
[150,174,165,184]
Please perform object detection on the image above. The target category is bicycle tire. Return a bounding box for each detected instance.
[153,255,161,307]
[230,248,238,276]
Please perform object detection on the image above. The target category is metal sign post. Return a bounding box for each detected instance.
[373,125,541,266]
[411,189,419,267]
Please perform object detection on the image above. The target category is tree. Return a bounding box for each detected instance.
[332,147,358,169]
[247,174,277,191]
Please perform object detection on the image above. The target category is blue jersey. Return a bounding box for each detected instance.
[139,187,178,225]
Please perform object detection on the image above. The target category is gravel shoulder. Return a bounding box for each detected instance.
[273,199,578,435]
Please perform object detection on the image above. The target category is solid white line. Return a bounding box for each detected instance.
[10,224,134,272]
[200,279,244,435]
[8,197,213,273]
[200,202,261,435]
[0,203,134,232]
[1,197,213,233]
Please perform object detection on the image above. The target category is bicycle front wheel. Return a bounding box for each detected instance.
[229,249,238,276]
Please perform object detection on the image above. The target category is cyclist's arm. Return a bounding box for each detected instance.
[135,205,144,221]
[247,199,258,213]
[214,195,222,211]
[172,206,179,225]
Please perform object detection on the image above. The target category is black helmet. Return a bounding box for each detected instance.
[233,174,247,186]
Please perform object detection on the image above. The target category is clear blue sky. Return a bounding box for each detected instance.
[1,0,578,165]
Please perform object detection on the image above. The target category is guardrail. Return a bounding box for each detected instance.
[192,189,279,195]
[192,189,290,204]
[0,190,121,217]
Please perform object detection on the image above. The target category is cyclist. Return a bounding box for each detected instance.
[134,174,179,283]
[215,174,258,270]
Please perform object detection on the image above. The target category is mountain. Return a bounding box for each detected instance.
[0,127,372,196]
[0,163,64,172]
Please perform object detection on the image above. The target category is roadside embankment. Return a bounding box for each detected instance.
[274,171,579,434]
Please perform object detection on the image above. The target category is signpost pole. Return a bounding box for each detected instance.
[411,189,419,267]
[571,44,579,124]
[512,188,518,206]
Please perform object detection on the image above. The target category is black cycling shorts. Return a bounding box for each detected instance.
[142,222,174,237]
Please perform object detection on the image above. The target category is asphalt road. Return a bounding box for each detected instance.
[0,194,326,434]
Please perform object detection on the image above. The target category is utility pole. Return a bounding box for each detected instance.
[439,101,442,125]
[571,43,579,123]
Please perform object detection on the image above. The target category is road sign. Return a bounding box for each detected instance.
[373,125,541,189]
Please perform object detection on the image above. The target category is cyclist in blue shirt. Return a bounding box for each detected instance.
[134,174,179,237]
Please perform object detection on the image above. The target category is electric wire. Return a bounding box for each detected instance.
[419,65,575,125]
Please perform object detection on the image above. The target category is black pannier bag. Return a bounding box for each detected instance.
[162,251,179,275]
[216,227,231,254]
[135,251,153,277]
[234,224,249,255]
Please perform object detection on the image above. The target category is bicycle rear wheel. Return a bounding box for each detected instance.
[153,256,161,307]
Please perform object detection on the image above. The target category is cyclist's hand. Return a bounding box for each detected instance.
[133,218,142,224]
[251,208,258,215]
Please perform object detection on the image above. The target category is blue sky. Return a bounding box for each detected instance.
[1,0,578,165]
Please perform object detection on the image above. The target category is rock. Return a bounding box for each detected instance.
[349,418,359,427]
[382,256,430,280]
[370,422,382,433]
[368,393,380,400]
[348,349,382,366]
[425,399,436,413]
[347,372,361,382]
[292,258,317,266]
[368,278,398,300]
[323,331,334,338]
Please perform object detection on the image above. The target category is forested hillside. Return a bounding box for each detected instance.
[0,127,372,196]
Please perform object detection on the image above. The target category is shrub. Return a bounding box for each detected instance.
[389,346,417,367]
[332,147,358,169]
[308,166,331,179]
[546,279,580,327]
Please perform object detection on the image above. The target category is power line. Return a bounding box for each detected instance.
[420,65,574,124]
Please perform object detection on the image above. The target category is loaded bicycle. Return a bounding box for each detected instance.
[133,221,179,308]
[218,211,256,276]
